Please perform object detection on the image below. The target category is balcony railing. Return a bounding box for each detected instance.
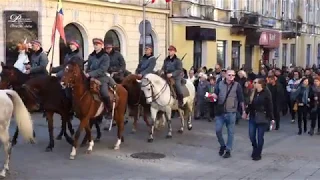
[99,0,169,9]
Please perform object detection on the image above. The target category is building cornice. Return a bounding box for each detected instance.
[55,0,170,14]
[171,17,232,28]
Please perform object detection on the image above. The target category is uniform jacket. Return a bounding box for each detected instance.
[86,49,110,83]
[30,48,48,76]
[135,55,156,76]
[161,55,182,79]
[107,50,126,73]
[52,49,83,78]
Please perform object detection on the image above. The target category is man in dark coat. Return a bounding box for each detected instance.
[135,45,156,78]
[51,40,83,78]
[105,43,126,83]
[161,45,184,108]
[267,75,284,130]
[25,40,48,77]
[85,38,115,111]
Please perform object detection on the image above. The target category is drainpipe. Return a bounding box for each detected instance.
[167,1,172,57]
[295,0,299,67]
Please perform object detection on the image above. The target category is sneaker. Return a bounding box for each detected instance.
[223,151,231,158]
[219,146,226,156]
[291,119,295,124]
[270,120,275,131]
[252,155,261,161]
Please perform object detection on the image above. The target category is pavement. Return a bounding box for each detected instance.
[2,113,320,180]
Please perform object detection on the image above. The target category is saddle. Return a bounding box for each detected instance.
[166,78,190,98]
[89,78,118,103]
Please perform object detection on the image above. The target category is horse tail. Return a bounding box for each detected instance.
[5,90,34,142]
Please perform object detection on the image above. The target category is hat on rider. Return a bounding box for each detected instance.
[69,40,80,49]
[31,40,41,47]
[105,42,113,48]
[145,45,153,49]
[92,38,104,45]
[168,45,177,52]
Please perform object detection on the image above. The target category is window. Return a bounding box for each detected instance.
[193,41,202,70]
[271,0,278,17]
[215,0,223,9]
[245,0,252,11]
[231,41,240,70]
[104,30,121,52]
[306,44,311,67]
[305,0,311,23]
[231,0,239,17]
[317,1,320,24]
[282,0,288,19]
[217,41,226,68]
[290,44,296,65]
[288,0,296,19]
[190,4,200,17]
[317,44,320,65]
[282,44,287,66]
[139,35,154,60]
[262,0,270,16]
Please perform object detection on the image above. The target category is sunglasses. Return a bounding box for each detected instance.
[228,74,235,77]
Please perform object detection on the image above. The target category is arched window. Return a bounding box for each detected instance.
[104,30,121,52]
[139,35,154,60]
[59,23,84,65]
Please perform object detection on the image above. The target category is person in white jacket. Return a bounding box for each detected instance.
[14,43,29,73]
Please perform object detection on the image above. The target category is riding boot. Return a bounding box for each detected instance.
[102,96,112,113]
[177,94,184,108]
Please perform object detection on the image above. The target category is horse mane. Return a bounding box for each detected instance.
[2,65,29,82]
[122,74,140,85]
[144,73,163,85]
[66,60,89,88]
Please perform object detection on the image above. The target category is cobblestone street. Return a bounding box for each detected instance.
[3,113,320,180]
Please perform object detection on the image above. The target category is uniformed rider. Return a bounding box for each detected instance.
[51,40,83,78]
[25,40,48,77]
[85,38,116,111]
[105,43,126,82]
[161,45,183,108]
[135,45,156,78]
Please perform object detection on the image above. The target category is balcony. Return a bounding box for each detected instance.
[99,0,169,9]
[230,12,260,35]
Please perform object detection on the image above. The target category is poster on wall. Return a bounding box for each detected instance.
[4,11,38,65]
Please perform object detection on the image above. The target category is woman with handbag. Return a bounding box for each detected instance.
[244,78,275,161]
[309,77,320,135]
[292,78,315,135]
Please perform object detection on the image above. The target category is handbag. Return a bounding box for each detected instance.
[254,111,269,124]
[215,83,234,116]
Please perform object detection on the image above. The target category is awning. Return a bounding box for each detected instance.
[246,30,281,48]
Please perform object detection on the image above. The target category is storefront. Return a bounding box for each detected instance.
[246,30,281,71]
[1,0,169,72]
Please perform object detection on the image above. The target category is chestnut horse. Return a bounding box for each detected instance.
[121,74,151,132]
[61,61,127,160]
[0,63,74,148]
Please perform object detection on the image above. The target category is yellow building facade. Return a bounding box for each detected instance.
[1,0,170,72]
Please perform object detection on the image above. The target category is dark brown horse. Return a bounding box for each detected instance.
[61,61,127,160]
[121,74,151,132]
[18,76,75,151]
[0,63,74,148]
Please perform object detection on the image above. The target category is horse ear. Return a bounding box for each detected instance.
[136,79,141,83]
[1,61,5,67]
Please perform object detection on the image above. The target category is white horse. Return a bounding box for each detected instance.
[137,73,195,142]
[0,90,35,178]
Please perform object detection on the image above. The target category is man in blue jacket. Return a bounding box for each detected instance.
[135,45,156,78]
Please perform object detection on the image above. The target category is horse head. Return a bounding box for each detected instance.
[0,65,26,89]
[61,60,83,88]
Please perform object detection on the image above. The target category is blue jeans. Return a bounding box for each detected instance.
[249,119,267,156]
[215,112,236,151]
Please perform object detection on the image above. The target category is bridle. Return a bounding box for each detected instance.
[140,78,172,107]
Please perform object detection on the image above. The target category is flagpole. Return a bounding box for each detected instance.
[49,4,59,76]
[142,0,150,53]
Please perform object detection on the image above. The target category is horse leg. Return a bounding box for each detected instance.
[131,107,138,133]
[95,116,102,142]
[148,107,157,143]
[143,107,151,127]
[80,119,95,147]
[11,126,19,146]
[61,114,73,145]
[0,131,11,178]
[165,108,173,139]
[67,119,75,136]
[70,118,89,160]
[45,111,55,152]
[114,110,124,150]
[178,109,185,134]
[84,125,94,154]
[187,102,193,131]
[56,121,64,140]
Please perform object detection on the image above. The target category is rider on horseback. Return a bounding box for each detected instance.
[85,38,116,111]
[161,45,184,108]
[135,45,156,79]
[25,40,48,77]
[105,43,126,83]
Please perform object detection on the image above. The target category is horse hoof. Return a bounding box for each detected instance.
[86,150,92,154]
[131,129,136,134]
[11,141,17,146]
[114,146,120,150]
[147,138,153,143]
[30,139,36,144]
[69,155,75,160]
[188,126,193,131]
[103,127,109,131]
[178,129,184,134]
[70,130,75,135]
[124,120,128,125]
[45,147,53,152]
[112,123,117,127]
[56,136,62,140]
[94,138,100,142]
[166,135,172,139]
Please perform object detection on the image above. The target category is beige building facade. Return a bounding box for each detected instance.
[1,0,169,72]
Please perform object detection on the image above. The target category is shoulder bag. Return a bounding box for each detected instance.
[215,82,234,116]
